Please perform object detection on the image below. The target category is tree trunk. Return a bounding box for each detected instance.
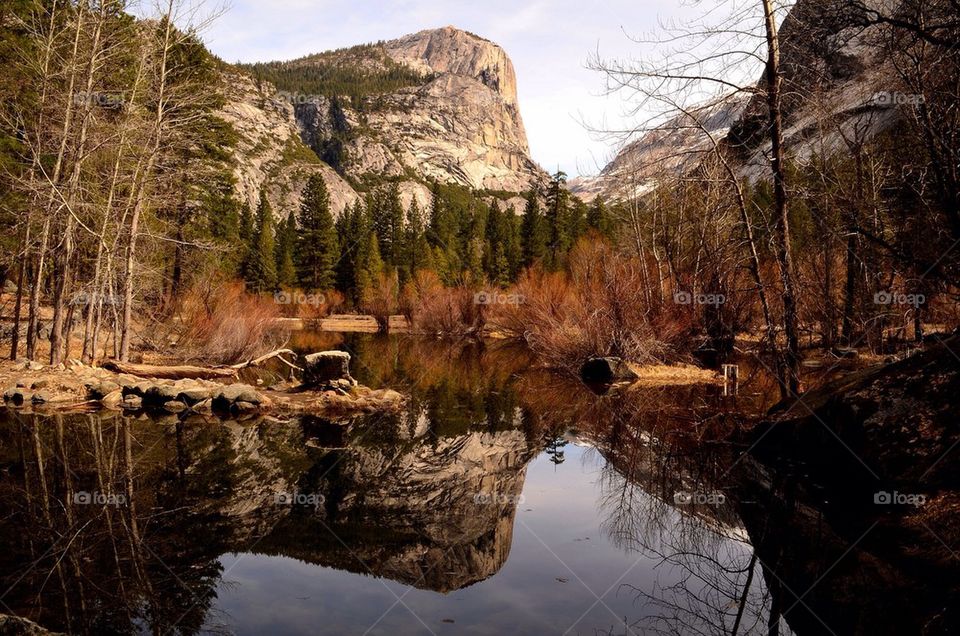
[762,0,801,397]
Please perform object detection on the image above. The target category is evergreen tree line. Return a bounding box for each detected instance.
[236,171,616,306]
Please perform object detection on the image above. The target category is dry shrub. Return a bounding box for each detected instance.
[401,270,486,335]
[362,271,400,331]
[177,280,284,364]
[490,238,692,372]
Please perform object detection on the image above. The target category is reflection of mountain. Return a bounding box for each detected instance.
[222,419,538,593]
[0,405,540,634]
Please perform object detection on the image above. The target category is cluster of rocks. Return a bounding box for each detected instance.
[2,349,406,417]
[3,380,52,405]
[86,377,271,414]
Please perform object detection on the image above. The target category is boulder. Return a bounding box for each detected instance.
[212,383,266,411]
[176,386,212,405]
[302,351,355,388]
[87,380,120,399]
[580,357,639,384]
[121,395,143,410]
[3,387,26,405]
[162,400,187,413]
[101,390,124,408]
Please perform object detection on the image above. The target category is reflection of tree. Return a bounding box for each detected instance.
[570,386,790,635]
[545,437,566,464]
[0,412,237,635]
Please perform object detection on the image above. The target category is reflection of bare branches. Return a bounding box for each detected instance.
[575,387,790,635]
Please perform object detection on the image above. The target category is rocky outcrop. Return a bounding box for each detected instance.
[217,70,361,217]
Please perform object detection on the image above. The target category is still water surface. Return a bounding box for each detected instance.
[3,334,940,635]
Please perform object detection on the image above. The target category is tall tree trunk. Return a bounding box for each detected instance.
[121,1,176,361]
[762,0,801,397]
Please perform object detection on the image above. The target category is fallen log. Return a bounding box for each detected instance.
[101,349,302,380]
[102,360,237,380]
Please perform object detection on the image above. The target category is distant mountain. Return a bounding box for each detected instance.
[569,95,750,202]
[573,0,904,202]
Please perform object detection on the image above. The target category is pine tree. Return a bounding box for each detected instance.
[356,231,383,305]
[545,170,570,269]
[587,196,614,239]
[276,211,297,287]
[520,191,546,268]
[296,173,339,290]
[371,183,404,268]
[238,203,255,278]
[404,199,433,278]
[246,192,277,291]
[336,200,368,303]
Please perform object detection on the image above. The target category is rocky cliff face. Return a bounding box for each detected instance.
[575,0,903,201]
[219,26,546,220]
[570,95,750,202]
[211,413,538,592]
[293,26,546,193]
[217,70,361,217]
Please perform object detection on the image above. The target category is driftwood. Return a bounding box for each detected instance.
[102,349,302,380]
[102,360,237,380]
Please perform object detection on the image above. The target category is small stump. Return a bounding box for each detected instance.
[303,351,356,389]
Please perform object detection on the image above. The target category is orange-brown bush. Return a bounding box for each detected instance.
[362,271,400,331]
[401,270,486,335]
[176,280,285,364]
[489,239,692,372]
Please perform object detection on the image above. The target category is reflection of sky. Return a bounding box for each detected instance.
[210,445,754,635]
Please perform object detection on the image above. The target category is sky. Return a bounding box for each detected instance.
[174,0,720,177]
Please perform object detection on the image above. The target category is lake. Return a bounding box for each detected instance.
[0,334,949,635]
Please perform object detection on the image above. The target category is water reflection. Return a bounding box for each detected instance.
[1,335,955,634]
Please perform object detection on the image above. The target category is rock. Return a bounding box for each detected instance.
[193,398,213,412]
[3,387,26,404]
[580,357,640,384]
[30,379,49,390]
[212,383,265,411]
[0,613,63,635]
[144,383,180,405]
[162,400,187,413]
[177,386,211,405]
[303,351,354,388]
[88,380,120,399]
[121,395,143,410]
[232,400,259,413]
[26,361,43,371]
[101,390,124,408]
